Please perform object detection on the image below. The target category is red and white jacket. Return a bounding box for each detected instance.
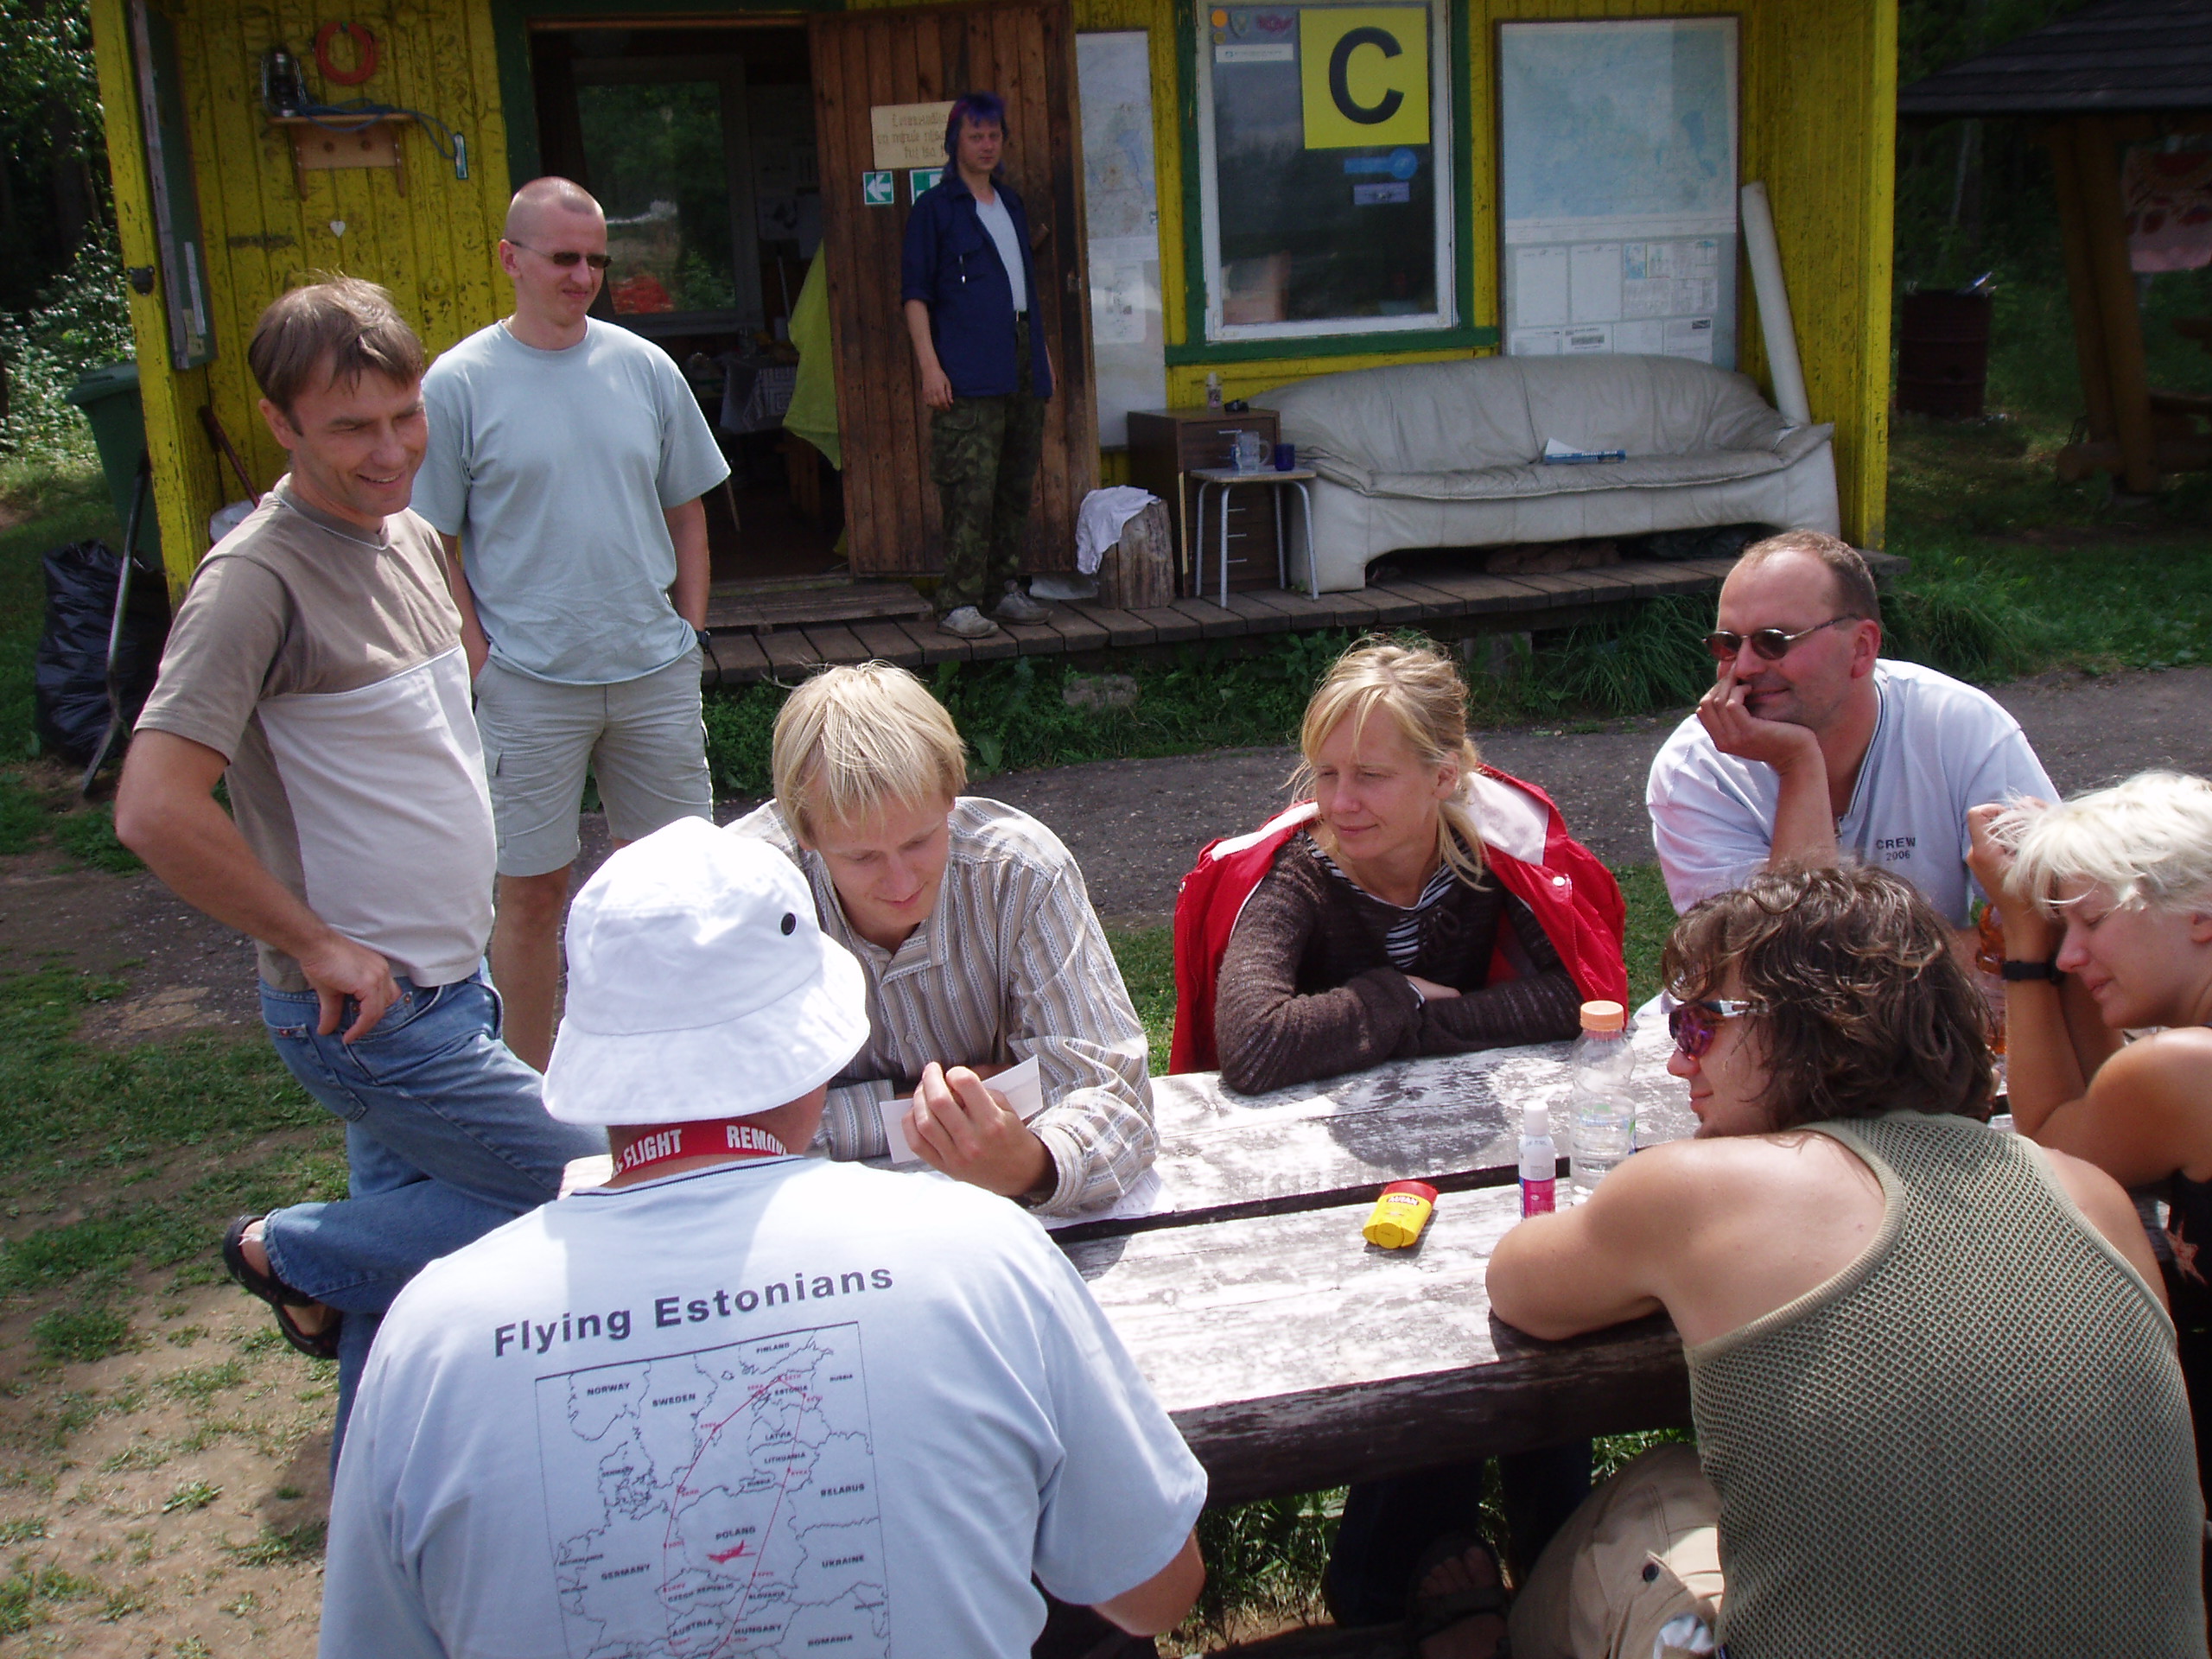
[1169,766,1628,1075]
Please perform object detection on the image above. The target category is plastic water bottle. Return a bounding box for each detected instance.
[1518,1099,1557,1217]
[1570,1000,1636,1198]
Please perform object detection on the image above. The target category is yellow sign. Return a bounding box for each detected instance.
[871,101,957,171]
[1299,8,1428,149]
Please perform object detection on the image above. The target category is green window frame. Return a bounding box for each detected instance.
[1171,0,1489,365]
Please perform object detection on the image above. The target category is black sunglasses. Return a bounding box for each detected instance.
[1703,616,1859,663]
[507,239,613,271]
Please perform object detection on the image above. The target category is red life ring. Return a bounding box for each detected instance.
[314,22,378,86]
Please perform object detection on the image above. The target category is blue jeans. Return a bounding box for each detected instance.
[257,969,604,1459]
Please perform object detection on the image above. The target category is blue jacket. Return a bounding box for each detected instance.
[900,173,1053,402]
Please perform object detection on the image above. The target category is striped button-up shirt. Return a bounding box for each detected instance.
[728,798,1155,1216]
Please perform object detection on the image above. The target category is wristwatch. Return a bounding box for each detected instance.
[1999,957,2063,982]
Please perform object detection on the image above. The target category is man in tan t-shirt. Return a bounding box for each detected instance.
[116,280,600,1458]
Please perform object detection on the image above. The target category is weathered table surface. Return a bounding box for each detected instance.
[1064,1014,1696,1502]
[1049,1011,1692,1243]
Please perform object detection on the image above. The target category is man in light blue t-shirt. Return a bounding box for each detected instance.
[416,175,730,1071]
[319,823,1207,1659]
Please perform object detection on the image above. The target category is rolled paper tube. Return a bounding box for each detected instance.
[1363,1179,1439,1249]
[1740,181,1812,427]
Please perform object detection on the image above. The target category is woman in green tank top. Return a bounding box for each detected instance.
[1478,864,2202,1659]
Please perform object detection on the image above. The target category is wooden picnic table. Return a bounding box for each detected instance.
[1053,1014,1698,1504]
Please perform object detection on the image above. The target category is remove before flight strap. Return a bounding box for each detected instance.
[612,1122,789,1179]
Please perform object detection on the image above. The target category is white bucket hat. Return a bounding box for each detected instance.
[543,817,869,1126]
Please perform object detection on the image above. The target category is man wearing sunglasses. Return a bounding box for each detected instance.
[416,175,731,1071]
[1645,529,2052,935]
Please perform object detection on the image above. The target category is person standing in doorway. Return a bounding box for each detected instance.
[415,175,731,1071]
[902,92,1055,640]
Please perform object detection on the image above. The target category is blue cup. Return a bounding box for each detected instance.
[1273,442,1295,471]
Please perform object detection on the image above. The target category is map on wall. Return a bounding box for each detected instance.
[1078,31,1166,448]
[1497,18,1738,368]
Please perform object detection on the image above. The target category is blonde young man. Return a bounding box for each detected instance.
[726,663,1154,1216]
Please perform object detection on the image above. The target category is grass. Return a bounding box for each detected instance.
[29,1308,131,1366]
[0,966,340,1337]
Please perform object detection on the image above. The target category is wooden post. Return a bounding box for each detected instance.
[2044,123,2115,444]
[2072,117,2160,493]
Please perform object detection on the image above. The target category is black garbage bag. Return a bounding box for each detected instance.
[33,540,169,767]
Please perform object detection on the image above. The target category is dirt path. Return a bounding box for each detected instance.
[987,663,2212,927]
[7,666,2210,1019]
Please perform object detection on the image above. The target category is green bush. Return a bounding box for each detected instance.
[0,237,134,475]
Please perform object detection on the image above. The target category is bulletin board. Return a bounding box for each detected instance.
[1497,17,1737,368]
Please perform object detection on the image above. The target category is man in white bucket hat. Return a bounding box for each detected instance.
[318,818,1205,1659]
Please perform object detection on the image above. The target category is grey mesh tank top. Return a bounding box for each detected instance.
[1687,1112,2205,1658]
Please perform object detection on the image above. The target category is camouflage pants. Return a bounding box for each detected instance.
[931,328,1046,613]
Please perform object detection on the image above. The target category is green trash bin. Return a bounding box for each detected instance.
[63,361,161,567]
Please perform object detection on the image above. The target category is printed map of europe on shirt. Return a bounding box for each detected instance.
[536,1323,887,1656]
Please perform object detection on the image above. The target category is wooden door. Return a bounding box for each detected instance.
[810,0,1096,577]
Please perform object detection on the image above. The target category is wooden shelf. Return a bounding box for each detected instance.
[268,112,415,199]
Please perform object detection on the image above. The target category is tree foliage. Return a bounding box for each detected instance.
[0,0,110,319]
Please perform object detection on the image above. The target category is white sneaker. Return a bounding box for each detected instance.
[993,585,1050,624]
[938,605,1002,639]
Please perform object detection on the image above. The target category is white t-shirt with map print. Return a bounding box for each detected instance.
[319,1154,1206,1659]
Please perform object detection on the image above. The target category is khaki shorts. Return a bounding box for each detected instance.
[1509,1446,1725,1659]
[473,648,712,878]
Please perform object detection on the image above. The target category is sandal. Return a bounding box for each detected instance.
[1405,1531,1510,1657]
[222,1215,341,1360]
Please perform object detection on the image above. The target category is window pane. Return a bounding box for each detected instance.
[1206,2,1440,330]
[575,81,738,315]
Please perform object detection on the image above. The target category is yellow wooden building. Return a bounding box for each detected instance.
[92,0,1895,605]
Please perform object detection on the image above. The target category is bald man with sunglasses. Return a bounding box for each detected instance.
[1645,530,2054,934]
[415,176,729,1071]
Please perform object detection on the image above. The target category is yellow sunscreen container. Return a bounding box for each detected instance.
[1363,1180,1438,1249]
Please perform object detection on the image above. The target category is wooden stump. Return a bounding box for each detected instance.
[1096,497,1176,609]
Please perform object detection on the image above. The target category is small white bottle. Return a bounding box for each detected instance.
[1519,1099,1557,1217]
[1205,370,1223,410]
[1569,1000,1636,1198]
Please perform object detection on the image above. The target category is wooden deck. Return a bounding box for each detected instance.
[696,550,1909,683]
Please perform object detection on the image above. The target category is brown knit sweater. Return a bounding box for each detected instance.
[1214,832,1582,1095]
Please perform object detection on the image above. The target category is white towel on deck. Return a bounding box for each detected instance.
[1074,486,1158,575]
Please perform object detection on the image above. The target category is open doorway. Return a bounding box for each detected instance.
[530,21,845,590]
